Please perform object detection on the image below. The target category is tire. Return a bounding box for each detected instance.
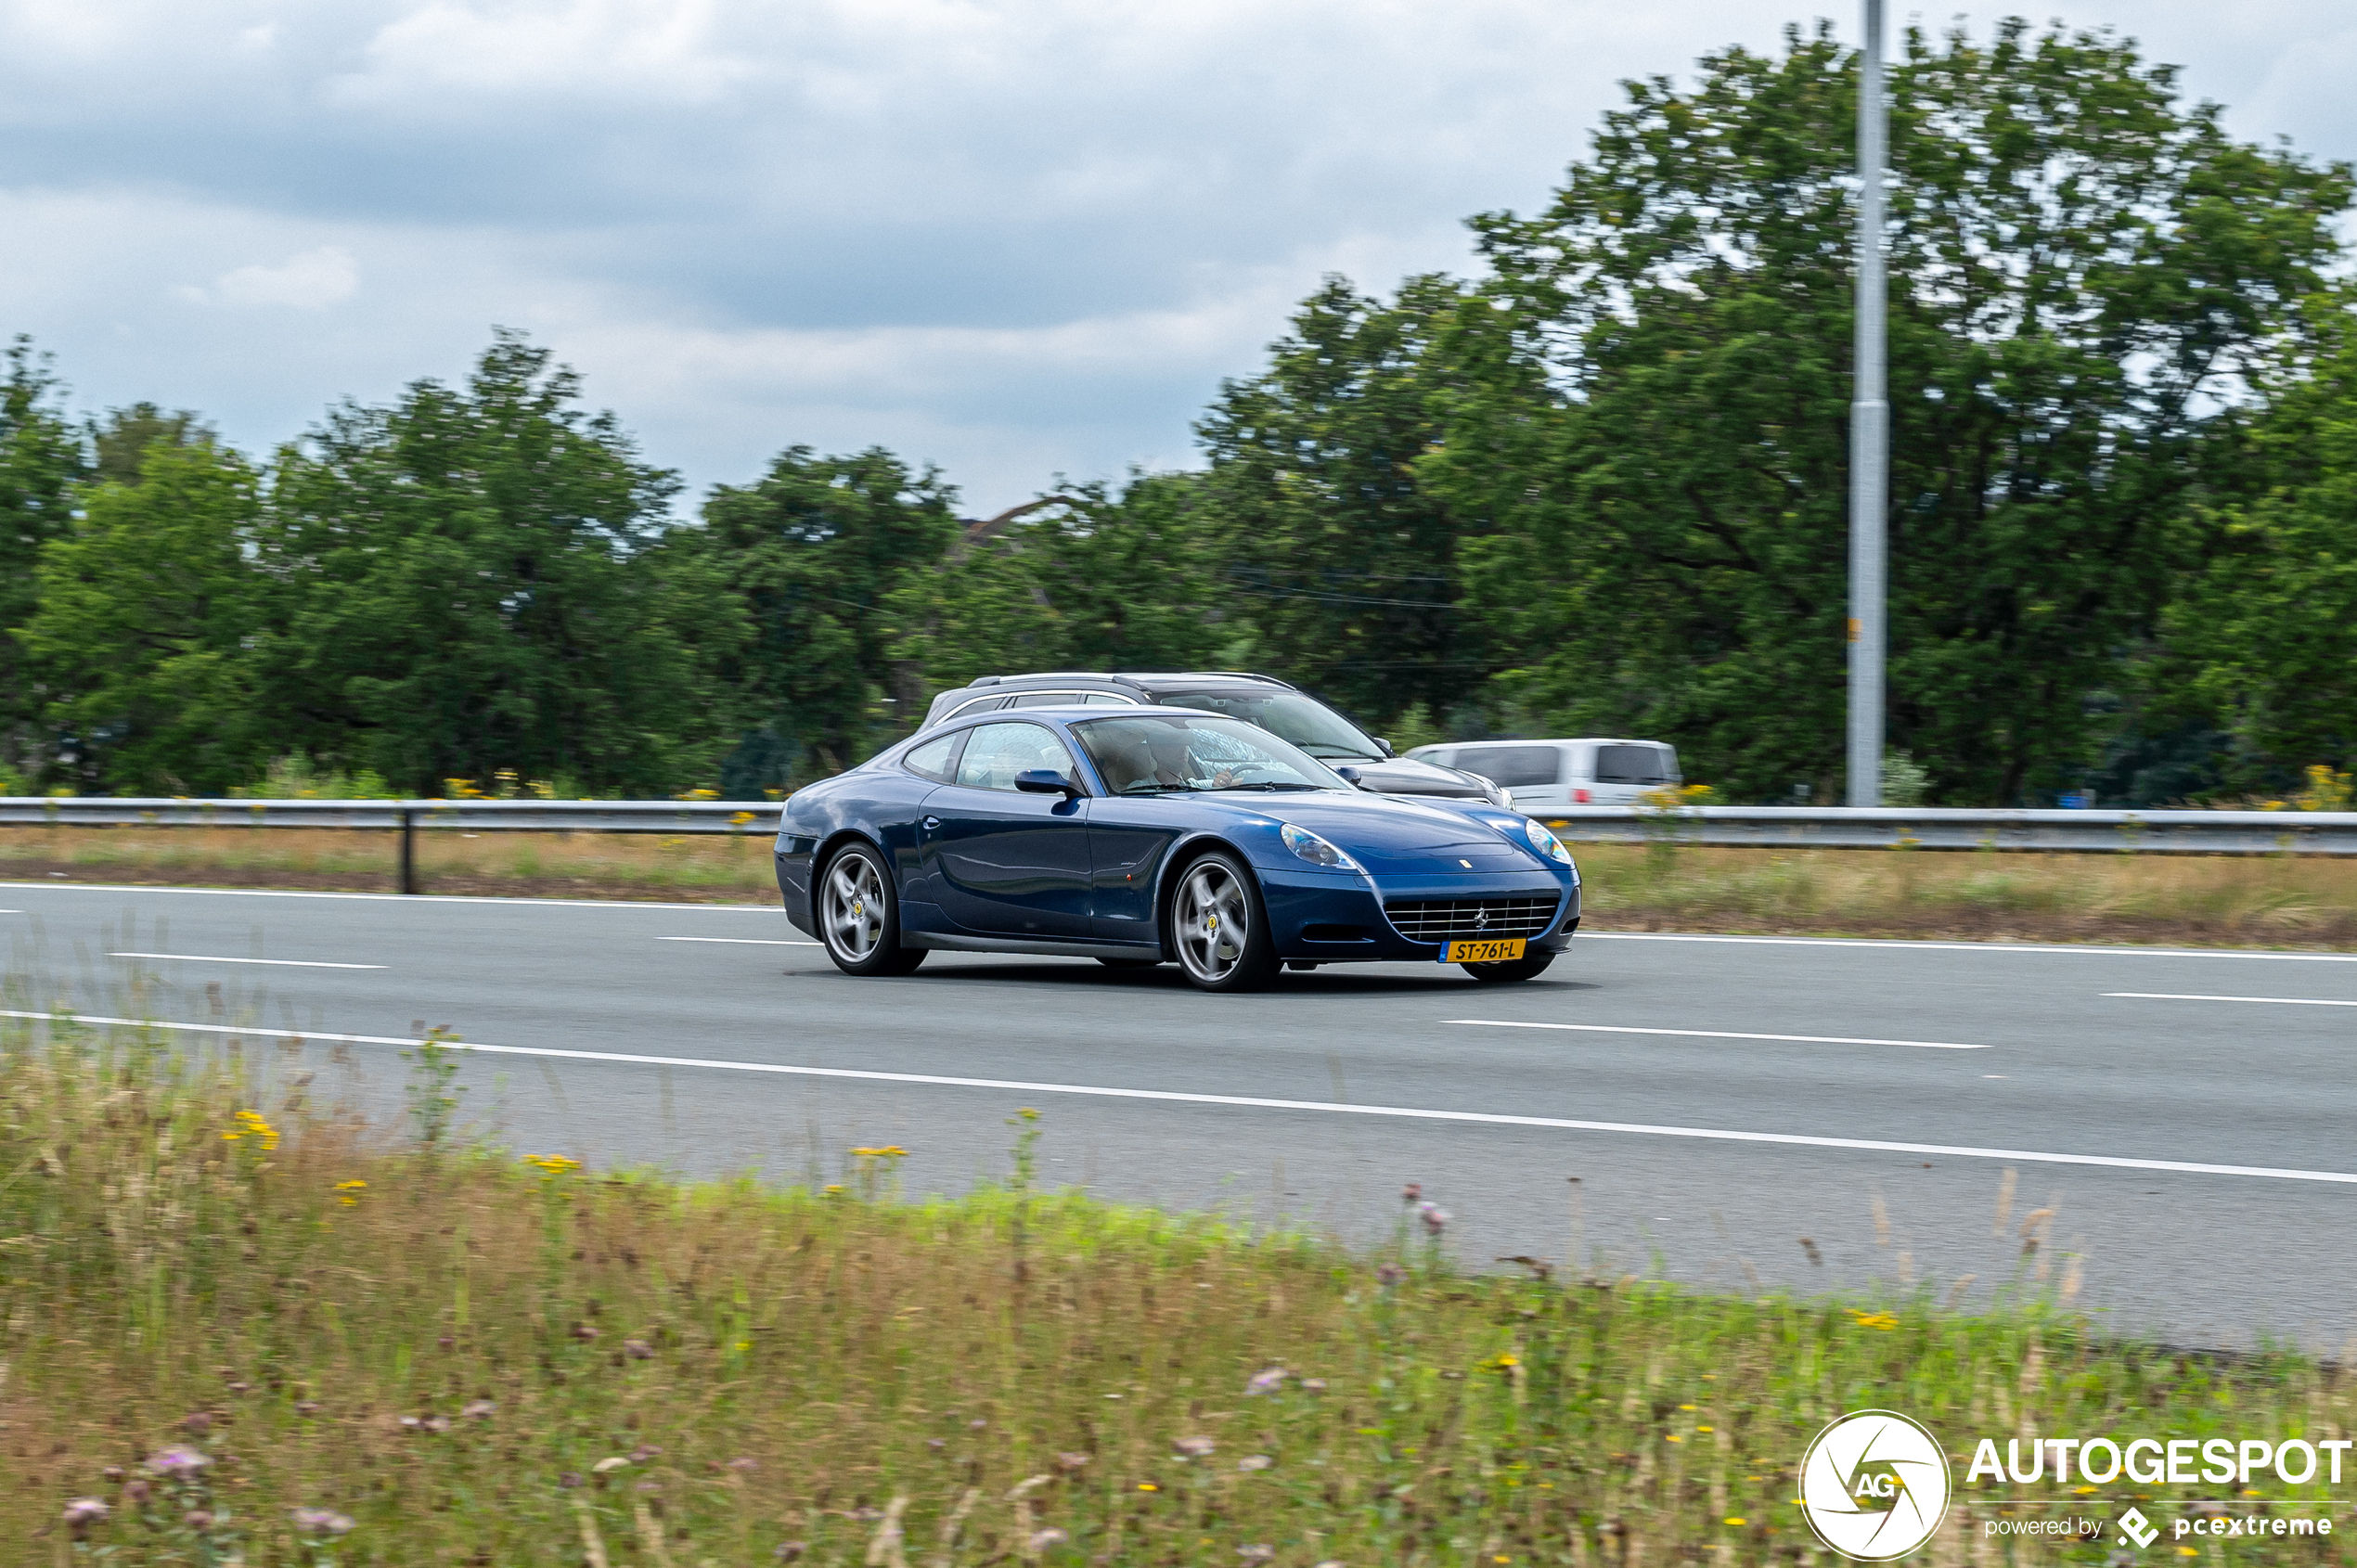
[1462,954,1555,983]
[1167,851,1281,992]
[1096,957,1163,970]
[818,842,927,977]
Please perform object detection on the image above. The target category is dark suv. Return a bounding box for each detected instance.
[920,672,1513,808]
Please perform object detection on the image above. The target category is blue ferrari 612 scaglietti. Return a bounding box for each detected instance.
[773,706,1582,991]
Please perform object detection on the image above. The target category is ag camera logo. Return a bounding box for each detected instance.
[1799,1410,1953,1561]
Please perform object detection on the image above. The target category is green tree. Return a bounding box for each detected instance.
[2165,301,2357,782]
[0,338,89,773]
[698,445,959,778]
[18,441,264,792]
[1429,20,2351,803]
[1195,276,1488,729]
[91,402,213,486]
[261,331,724,795]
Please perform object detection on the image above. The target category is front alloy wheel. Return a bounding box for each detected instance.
[1170,853,1279,992]
[819,843,926,977]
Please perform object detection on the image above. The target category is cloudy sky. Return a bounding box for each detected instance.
[4,1,2353,515]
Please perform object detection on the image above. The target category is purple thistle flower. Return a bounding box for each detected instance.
[1172,1436,1216,1459]
[462,1399,496,1420]
[290,1507,355,1536]
[1237,1455,1273,1472]
[1417,1202,1449,1235]
[623,1338,655,1360]
[1031,1527,1070,1549]
[1239,1547,1275,1564]
[61,1497,109,1529]
[1375,1263,1405,1286]
[1244,1367,1287,1396]
[146,1446,211,1476]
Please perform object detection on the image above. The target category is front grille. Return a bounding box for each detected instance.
[1383,896,1559,944]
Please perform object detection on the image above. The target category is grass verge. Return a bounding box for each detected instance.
[6,1017,2354,1564]
[7,826,2357,948]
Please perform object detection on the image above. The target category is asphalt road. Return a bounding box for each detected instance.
[6,880,2354,1348]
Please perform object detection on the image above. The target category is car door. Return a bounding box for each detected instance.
[920,721,1095,938]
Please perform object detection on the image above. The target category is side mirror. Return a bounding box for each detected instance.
[1334,765,1370,790]
[1372,737,1396,758]
[1015,769,1081,798]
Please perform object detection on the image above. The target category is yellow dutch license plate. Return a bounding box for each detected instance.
[1442,938,1526,964]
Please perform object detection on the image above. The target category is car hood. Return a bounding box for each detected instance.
[1243,790,1533,868]
[1341,756,1492,796]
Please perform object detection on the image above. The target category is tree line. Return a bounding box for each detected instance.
[4,19,2354,805]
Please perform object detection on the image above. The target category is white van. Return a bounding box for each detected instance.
[1404,738,1682,811]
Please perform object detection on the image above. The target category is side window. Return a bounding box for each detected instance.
[1008,691,1082,708]
[1081,693,1135,705]
[902,732,964,783]
[1458,745,1564,789]
[945,696,1012,722]
[954,723,1078,791]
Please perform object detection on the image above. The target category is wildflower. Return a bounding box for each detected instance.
[1724,1518,1746,1526]
[290,1507,355,1536]
[1417,1201,1449,1235]
[1239,1547,1275,1564]
[147,1446,211,1475]
[1846,1309,1899,1331]
[333,1179,367,1206]
[624,1338,655,1360]
[1375,1263,1405,1287]
[61,1497,109,1530]
[423,1415,451,1433]
[1056,1452,1089,1472]
[185,1509,215,1530]
[926,1439,946,1452]
[592,1457,631,1473]
[398,1416,420,1430]
[181,1412,213,1434]
[775,1543,807,1562]
[1136,1483,1158,1492]
[294,1401,320,1416]
[573,1324,599,1342]
[222,1108,279,1151]
[628,1445,663,1463]
[1238,1455,1273,1472]
[1031,1528,1070,1549]
[970,1419,988,1430]
[122,1480,151,1504]
[848,1146,909,1159]
[728,1458,758,1472]
[1299,1378,1327,1392]
[1400,1183,1423,1202]
[559,1472,584,1489]
[524,1153,582,1176]
[1173,1436,1215,1459]
[462,1399,496,1420]
[1245,1367,1287,1396]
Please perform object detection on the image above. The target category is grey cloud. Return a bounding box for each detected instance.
[2,0,2352,512]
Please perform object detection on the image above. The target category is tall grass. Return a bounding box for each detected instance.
[5,1015,2354,1564]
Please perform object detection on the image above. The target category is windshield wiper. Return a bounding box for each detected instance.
[1299,745,1382,761]
[1216,781,1328,791]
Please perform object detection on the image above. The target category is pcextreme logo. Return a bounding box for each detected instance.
[1799,1410,1954,1561]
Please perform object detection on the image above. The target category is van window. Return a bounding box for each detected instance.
[1456,745,1563,789]
[1594,744,1678,785]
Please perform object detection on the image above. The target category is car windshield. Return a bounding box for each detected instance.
[1156,690,1384,760]
[1073,713,1347,794]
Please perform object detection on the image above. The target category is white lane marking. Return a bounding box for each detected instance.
[8,1009,2350,1187]
[2105,992,2357,1008]
[1445,1019,1987,1049]
[0,881,778,912]
[659,936,821,947]
[109,951,386,970]
[1585,932,2357,961]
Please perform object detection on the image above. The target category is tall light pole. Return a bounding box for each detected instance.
[1846,0,1888,807]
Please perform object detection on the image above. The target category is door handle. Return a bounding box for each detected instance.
[921,816,942,831]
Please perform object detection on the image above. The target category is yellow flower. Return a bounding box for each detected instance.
[1697,1425,1714,1433]
[523,1153,581,1176]
[1137,1483,1157,1492]
[222,1109,279,1152]
[1847,1309,1899,1330]
[849,1146,909,1160]
[333,1178,367,1207]
[1724,1518,1746,1527]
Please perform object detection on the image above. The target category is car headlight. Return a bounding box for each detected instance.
[1281,822,1362,872]
[1522,816,1575,867]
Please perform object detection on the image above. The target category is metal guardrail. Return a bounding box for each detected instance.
[0,796,782,894]
[1533,805,2357,856]
[2,799,2354,901]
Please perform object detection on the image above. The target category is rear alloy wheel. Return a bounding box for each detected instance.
[1462,954,1555,983]
[818,842,927,977]
[1169,852,1280,992]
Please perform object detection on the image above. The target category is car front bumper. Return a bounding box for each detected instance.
[1256,866,1580,964]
